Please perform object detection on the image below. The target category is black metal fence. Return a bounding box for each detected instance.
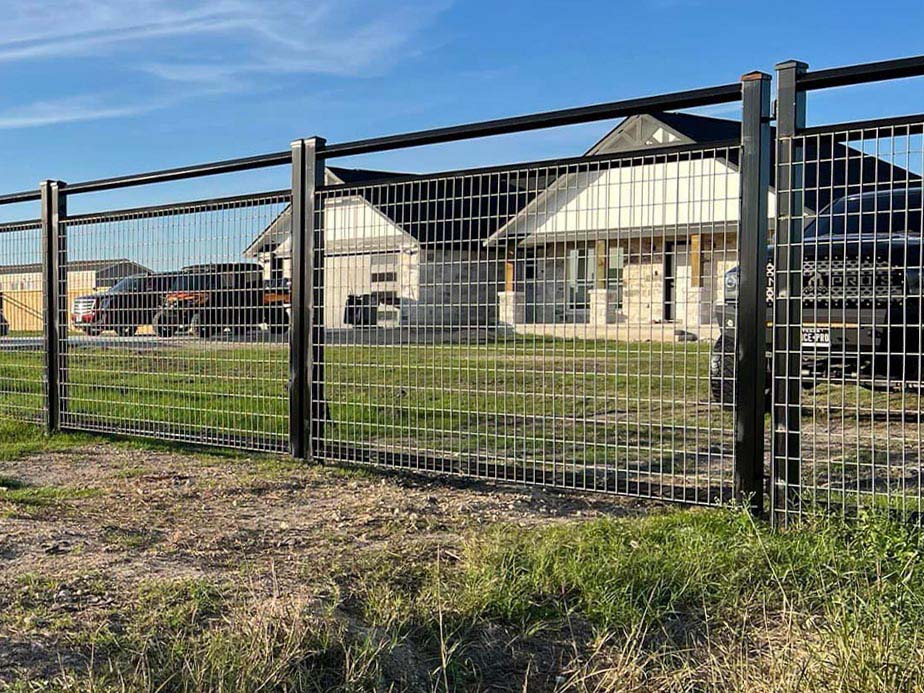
[772,60,924,524]
[313,143,747,505]
[0,218,43,424]
[57,192,292,451]
[0,56,922,522]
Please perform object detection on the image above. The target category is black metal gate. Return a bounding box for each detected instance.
[772,59,924,523]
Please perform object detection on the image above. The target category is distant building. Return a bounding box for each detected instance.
[245,168,528,331]
[246,113,917,342]
[484,112,917,340]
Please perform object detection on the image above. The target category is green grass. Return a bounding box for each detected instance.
[0,474,99,518]
[8,509,924,691]
[0,340,732,471]
[0,418,99,460]
[3,337,921,507]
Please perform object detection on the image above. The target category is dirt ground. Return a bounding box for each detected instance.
[0,442,659,685]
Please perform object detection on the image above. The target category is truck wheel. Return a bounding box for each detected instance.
[709,333,736,408]
[189,314,217,340]
[709,333,772,411]
[153,312,177,339]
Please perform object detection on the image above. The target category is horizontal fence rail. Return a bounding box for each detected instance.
[0,55,922,523]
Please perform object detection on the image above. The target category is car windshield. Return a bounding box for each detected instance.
[171,273,212,291]
[806,188,923,238]
[109,276,142,293]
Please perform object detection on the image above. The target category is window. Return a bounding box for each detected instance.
[807,188,923,238]
[371,253,399,285]
[371,271,398,283]
[607,246,625,310]
[269,256,285,282]
[566,246,595,310]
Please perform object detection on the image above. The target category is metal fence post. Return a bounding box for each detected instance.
[290,137,326,460]
[772,60,808,523]
[40,180,67,434]
[735,72,772,515]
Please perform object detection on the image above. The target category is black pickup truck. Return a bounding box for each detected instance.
[71,273,179,336]
[152,263,289,339]
[711,187,923,405]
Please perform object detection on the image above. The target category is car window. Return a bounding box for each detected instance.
[111,277,141,292]
[807,189,923,238]
[172,273,211,291]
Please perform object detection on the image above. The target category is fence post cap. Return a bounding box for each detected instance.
[774,59,809,71]
[740,71,771,82]
[290,136,327,148]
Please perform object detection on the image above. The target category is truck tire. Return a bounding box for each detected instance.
[709,333,772,411]
[709,333,736,408]
[189,313,217,340]
[153,312,178,339]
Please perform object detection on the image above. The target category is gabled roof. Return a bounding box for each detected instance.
[0,258,149,275]
[328,166,410,185]
[246,166,534,258]
[337,175,534,247]
[651,111,742,143]
[244,167,414,257]
[585,112,741,156]
[485,112,747,247]
[485,111,920,247]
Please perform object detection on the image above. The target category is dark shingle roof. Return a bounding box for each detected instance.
[328,167,412,185]
[339,176,538,246]
[650,111,742,143]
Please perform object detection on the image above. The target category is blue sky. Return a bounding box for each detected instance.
[0,0,923,216]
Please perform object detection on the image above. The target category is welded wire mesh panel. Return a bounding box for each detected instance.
[773,118,924,521]
[0,219,45,424]
[59,191,291,451]
[316,146,741,503]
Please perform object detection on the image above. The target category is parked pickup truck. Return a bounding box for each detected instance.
[711,187,924,405]
[71,272,179,336]
[152,263,289,339]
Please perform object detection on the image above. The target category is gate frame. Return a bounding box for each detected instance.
[770,55,924,523]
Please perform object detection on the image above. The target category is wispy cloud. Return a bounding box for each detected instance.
[0,95,166,129]
[0,0,450,128]
[0,2,248,62]
[0,79,246,130]
[0,1,449,76]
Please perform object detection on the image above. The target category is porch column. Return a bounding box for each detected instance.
[685,233,705,327]
[589,240,618,326]
[498,248,524,329]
